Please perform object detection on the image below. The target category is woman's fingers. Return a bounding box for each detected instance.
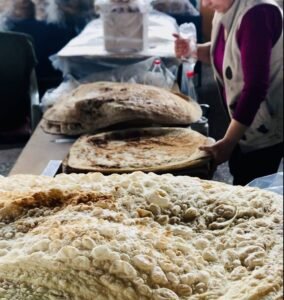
[199,145,217,159]
[199,145,213,152]
[199,145,218,169]
[173,33,190,58]
[175,41,190,58]
[200,142,233,166]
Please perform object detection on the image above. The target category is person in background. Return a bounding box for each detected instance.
[5,0,36,24]
[0,0,35,29]
[0,0,7,14]
[174,0,283,185]
[45,0,95,35]
[0,0,79,95]
[32,0,49,20]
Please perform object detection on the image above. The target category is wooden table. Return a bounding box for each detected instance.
[9,122,73,176]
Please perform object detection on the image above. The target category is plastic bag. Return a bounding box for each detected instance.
[81,56,177,89]
[247,159,284,195]
[247,172,283,195]
[41,75,80,111]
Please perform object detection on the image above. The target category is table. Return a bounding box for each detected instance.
[57,14,178,59]
[9,122,72,176]
[51,14,180,80]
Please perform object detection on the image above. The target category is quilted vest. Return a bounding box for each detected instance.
[210,0,283,153]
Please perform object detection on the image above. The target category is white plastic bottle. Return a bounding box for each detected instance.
[186,71,198,102]
[179,22,197,72]
[144,59,167,89]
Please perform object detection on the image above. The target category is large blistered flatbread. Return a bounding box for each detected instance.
[41,82,202,135]
[65,127,213,174]
[0,172,282,299]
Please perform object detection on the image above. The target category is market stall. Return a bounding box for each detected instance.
[1,0,283,299]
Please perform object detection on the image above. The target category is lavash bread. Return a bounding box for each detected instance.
[0,172,283,299]
[64,127,213,174]
[42,82,202,136]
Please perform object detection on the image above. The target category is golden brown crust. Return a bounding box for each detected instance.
[0,172,282,299]
[65,127,213,173]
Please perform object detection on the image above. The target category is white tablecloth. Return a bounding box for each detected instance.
[57,12,179,59]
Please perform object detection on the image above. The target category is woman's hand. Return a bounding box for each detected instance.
[200,119,248,165]
[173,35,212,64]
[173,33,191,59]
[200,138,236,165]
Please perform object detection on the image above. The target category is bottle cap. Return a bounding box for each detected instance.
[154,59,161,65]
[186,71,195,78]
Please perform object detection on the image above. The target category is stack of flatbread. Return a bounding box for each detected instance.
[41,82,202,136]
[0,172,282,299]
[63,127,214,174]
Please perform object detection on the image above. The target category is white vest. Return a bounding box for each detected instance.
[210,0,283,153]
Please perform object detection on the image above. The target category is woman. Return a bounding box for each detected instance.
[174,0,283,185]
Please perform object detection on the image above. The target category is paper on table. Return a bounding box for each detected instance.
[41,160,62,177]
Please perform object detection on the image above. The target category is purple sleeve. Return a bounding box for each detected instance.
[233,4,282,126]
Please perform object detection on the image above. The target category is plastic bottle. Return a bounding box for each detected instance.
[179,22,197,72]
[144,59,168,89]
[186,71,198,102]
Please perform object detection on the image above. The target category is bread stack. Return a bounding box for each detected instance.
[41,81,202,136]
[41,81,211,175]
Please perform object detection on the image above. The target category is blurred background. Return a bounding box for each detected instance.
[0,0,232,181]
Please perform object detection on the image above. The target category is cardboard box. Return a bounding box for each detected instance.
[103,12,147,53]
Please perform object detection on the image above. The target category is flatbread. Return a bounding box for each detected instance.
[42,92,86,135]
[41,82,202,136]
[0,172,282,299]
[41,120,85,136]
[65,127,213,174]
